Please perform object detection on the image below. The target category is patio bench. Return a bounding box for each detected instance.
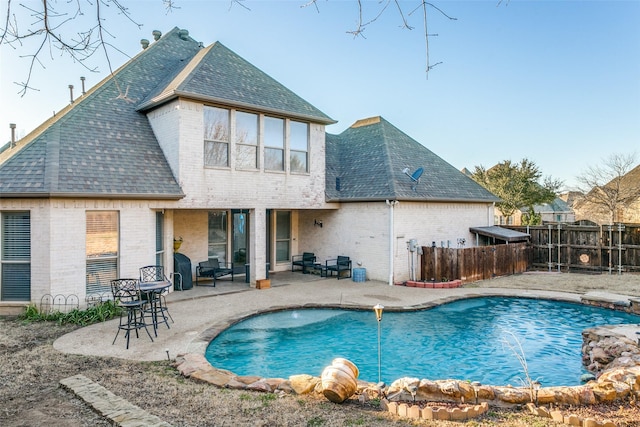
[325,256,352,280]
[291,252,317,273]
[196,259,234,287]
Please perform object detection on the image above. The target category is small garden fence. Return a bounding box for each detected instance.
[506,223,640,274]
[420,243,531,284]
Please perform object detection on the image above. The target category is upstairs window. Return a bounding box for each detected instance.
[290,121,309,173]
[235,111,258,170]
[204,106,230,167]
[264,116,284,171]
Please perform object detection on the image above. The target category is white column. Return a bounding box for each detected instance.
[249,208,267,286]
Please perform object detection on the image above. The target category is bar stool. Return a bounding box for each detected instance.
[110,278,154,349]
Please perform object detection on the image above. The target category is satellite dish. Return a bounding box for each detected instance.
[403,166,424,191]
[410,167,424,182]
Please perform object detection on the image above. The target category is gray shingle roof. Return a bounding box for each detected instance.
[527,197,572,214]
[0,27,201,198]
[0,27,334,198]
[137,42,335,124]
[325,116,501,203]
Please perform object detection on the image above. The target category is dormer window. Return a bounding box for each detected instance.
[204,106,230,167]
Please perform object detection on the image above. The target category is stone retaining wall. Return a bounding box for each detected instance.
[173,355,640,409]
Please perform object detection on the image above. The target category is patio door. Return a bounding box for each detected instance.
[232,210,249,271]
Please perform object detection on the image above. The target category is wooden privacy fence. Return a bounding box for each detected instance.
[507,223,640,274]
[421,243,531,283]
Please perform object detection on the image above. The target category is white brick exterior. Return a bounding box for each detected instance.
[0,97,495,310]
[0,198,176,309]
[296,201,494,283]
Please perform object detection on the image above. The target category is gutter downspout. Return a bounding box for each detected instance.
[386,200,399,286]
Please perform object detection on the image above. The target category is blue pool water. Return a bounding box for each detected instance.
[205,297,640,387]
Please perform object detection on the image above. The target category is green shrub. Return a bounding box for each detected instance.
[19,300,121,326]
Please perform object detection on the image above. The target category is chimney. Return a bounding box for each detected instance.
[80,76,86,95]
[69,85,74,104]
[140,39,149,49]
[9,123,16,148]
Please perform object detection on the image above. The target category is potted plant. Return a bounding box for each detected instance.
[173,236,183,252]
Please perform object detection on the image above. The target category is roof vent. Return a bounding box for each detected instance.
[178,29,189,40]
[68,85,74,104]
[152,30,162,41]
[9,123,16,148]
[140,39,149,49]
[80,76,86,95]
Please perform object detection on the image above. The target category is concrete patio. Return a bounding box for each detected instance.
[53,270,590,362]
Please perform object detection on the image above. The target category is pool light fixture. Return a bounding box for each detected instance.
[373,304,384,384]
[374,303,384,322]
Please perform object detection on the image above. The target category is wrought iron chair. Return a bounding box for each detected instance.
[110,278,153,349]
[139,265,174,334]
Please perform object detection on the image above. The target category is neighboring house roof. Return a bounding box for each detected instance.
[522,197,573,214]
[0,27,334,199]
[325,116,501,203]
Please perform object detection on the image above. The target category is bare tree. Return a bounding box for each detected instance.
[0,0,179,97]
[302,0,457,75]
[574,152,640,225]
[2,0,458,96]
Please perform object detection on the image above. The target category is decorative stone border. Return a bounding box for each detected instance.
[526,403,617,427]
[381,400,489,421]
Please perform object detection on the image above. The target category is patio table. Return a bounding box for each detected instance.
[139,280,172,336]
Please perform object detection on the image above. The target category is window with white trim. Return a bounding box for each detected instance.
[204,106,230,167]
[264,116,284,171]
[290,121,309,173]
[86,211,119,297]
[235,111,258,170]
[1,212,31,301]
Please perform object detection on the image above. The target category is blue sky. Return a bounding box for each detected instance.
[1,0,638,190]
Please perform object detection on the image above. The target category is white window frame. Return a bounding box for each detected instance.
[0,211,31,301]
[86,211,119,298]
[204,106,230,168]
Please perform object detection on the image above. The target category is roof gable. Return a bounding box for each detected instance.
[137,42,334,124]
[0,27,200,198]
[325,116,500,203]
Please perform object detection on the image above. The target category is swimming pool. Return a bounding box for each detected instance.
[205,297,640,387]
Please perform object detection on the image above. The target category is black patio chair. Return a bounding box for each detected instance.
[325,256,352,280]
[195,259,234,286]
[291,252,317,273]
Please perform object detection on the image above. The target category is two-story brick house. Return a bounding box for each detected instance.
[0,27,499,312]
